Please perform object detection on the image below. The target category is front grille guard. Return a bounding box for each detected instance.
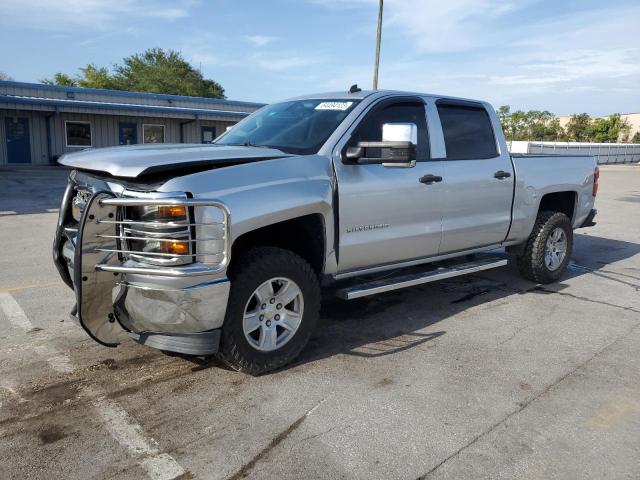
[74,193,230,346]
[95,197,231,277]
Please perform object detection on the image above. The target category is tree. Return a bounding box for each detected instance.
[589,114,631,143]
[631,131,640,144]
[498,106,566,141]
[42,48,225,98]
[566,113,592,142]
[77,64,121,90]
[42,72,78,86]
[0,71,13,81]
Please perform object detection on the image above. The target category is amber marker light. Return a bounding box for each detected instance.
[160,241,190,255]
[158,205,187,218]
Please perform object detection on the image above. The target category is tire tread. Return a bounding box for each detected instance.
[516,210,572,283]
[217,247,320,375]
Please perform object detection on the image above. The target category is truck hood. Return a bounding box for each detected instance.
[58,143,291,178]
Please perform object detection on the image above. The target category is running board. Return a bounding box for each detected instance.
[335,257,508,300]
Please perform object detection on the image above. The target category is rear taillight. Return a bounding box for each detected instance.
[593,166,599,197]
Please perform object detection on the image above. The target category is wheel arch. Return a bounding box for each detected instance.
[230,214,327,275]
[537,190,577,222]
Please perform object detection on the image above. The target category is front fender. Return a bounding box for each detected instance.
[159,155,337,274]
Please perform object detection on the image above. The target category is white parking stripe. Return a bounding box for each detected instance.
[0,292,35,331]
[93,391,186,480]
[0,291,186,480]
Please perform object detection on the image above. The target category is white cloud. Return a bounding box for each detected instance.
[244,35,278,47]
[383,0,528,52]
[0,0,195,30]
[310,0,529,52]
[254,54,323,71]
[313,1,640,114]
[307,0,374,9]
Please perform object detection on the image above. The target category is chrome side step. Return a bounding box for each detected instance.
[335,256,508,300]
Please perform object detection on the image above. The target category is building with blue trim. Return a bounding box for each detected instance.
[0,80,263,165]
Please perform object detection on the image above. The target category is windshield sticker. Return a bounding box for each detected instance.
[315,101,354,111]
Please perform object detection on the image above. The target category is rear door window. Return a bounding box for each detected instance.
[436,102,497,160]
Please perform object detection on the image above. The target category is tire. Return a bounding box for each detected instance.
[516,210,573,284]
[217,247,320,375]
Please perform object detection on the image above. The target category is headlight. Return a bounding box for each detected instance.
[94,196,229,274]
[122,204,194,266]
[71,188,92,222]
[113,201,228,269]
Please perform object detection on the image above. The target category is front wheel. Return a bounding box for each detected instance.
[516,210,573,284]
[217,247,320,375]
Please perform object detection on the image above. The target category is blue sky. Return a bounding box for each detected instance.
[0,0,638,115]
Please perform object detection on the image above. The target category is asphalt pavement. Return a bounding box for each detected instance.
[0,164,638,480]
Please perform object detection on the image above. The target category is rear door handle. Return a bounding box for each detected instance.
[494,170,511,179]
[419,174,443,184]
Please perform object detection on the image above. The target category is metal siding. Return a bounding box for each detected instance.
[0,86,251,165]
[1,80,264,110]
[0,110,6,164]
[31,114,48,164]
[508,141,640,164]
[0,92,255,120]
[179,120,232,143]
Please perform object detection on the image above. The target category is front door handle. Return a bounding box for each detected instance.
[494,170,512,179]
[419,174,443,184]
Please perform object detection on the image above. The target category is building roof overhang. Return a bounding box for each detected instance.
[0,94,253,120]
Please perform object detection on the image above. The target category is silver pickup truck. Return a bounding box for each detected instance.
[53,89,598,374]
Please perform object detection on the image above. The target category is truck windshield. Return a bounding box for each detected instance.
[216,99,360,155]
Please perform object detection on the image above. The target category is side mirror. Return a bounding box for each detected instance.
[344,122,418,166]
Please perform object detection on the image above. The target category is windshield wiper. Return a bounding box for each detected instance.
[222,142,280,150]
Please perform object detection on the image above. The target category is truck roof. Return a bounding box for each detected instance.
[285,89,491,107]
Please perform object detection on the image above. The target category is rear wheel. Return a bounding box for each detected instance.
[516,210,573,284]
[217,247,320,375]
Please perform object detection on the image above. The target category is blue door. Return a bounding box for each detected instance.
[201,126,217,143]
[119,123,137,145]
[5,117,31,164]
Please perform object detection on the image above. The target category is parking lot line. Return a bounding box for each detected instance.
[0,281,65,293]
[0,291,35,331]
[0,290,186,480]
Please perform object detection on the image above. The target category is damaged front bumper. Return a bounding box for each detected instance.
[53,171,231,355]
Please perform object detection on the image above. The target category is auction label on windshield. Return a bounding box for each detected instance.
[315,101,354,111]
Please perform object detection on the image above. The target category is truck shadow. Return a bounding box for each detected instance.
[287,232,640,371]
[186,233,638,375]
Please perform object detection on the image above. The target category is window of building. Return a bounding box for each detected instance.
[65,121,92,147]
[436,103,497,160]
[143,124,165,144]
[201,126,217,143]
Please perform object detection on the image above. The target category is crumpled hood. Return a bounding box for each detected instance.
[58,143,291,178]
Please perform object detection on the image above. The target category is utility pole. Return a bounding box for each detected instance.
[373,0,383,90]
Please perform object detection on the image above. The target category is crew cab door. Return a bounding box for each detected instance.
[432,99,514,253]
[333,97,444,273]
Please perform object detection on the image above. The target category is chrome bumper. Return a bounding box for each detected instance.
[113,278,230,334]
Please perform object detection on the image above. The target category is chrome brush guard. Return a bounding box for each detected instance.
[74,192,230,346]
